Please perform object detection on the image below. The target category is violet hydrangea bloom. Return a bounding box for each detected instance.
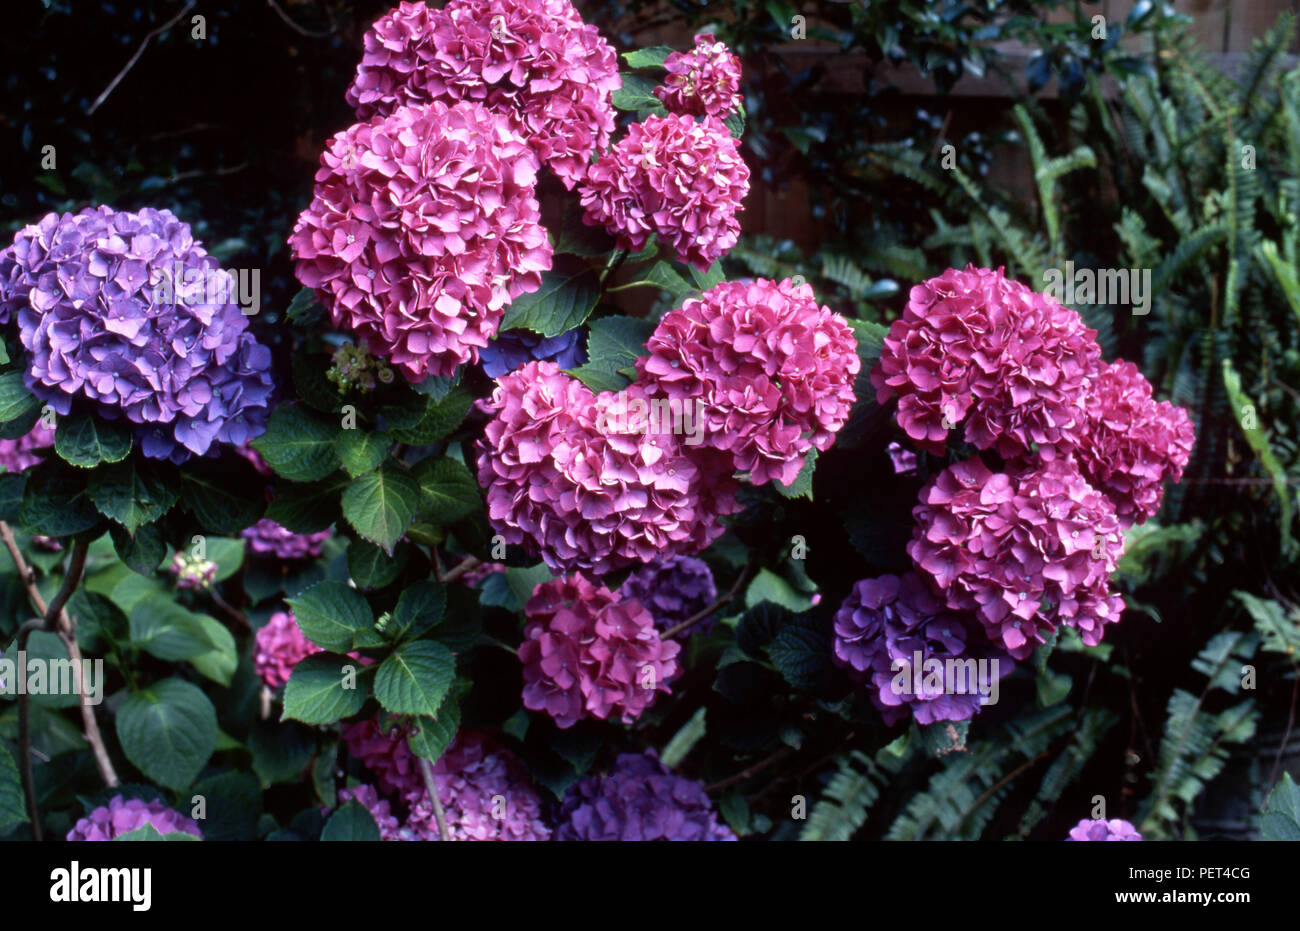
[518,575,681,729]
[908,455,1125,660]
[253,610,323,689]
[620,555,717,634]
[0,420,54,473]
[556,750,735,841]
[579,113,749,271]
[242,518,332,561]
[478,327,584,379]
[871,265,1099,458]
[0,206,273,463]
[476,361,740,575]
[345,0,620,189]
[635,278,859,486]
[832,572,1011,726]
[336,784,404,841]
[1067,817,1142,841]
[289,100,552,381]
[66,795,203,841]
[653,33,743,119]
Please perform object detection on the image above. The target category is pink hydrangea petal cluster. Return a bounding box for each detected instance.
[1067,817,1142,841]
[253,610,323,689]
[872,265,1099,457]
[344,0,620,189]
[66,795,203,841]
[579,112,750,271]
[1068,360,1196,526]
[289,100,552,381]
[636,278,859,486]
[337,784,404,840]
[908,455,1125,659]
[0,420,53,473]
[242,518,332,561]
[517,575,680,728]
[340,716,424,798]
[476,361,740,575]
[653,32,743,118]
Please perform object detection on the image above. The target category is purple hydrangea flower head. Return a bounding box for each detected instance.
[479,327,584,379]
[336,784,404,840]
[253,610,323,689]
[654,33,743,119]
[556,750,735,841]
[619,555,717,634]
[66,795,203,841]
[1067,818,1142,841]
[832,572,1012,725]
[242,518,332,561]
[0,420,54,473]
[0,206,273,463]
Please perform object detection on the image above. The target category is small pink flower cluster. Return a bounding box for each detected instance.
[518,575,680,728]
[579,113,749,271]
[289,100,551,381]
[66,795,202,841]
[0,420,53,473]
[254,611,323,689]
[242,518,332,561]
[654,32,743,119]
[636,277,860,486]
[345,0,620,189]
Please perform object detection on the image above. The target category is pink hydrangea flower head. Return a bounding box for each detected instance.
[654,33,743,118]
[872,265,1100,457]
[579,113,749,271]
[345,0,620,189]
[341,716,424,798]
[635,277,859,486]
[518,575,680,728]
[1067,817,1142,841]
[288,100,552,381]
[66,795,203,841]
[401,732,551,841]
[242,518,332,561]
[253,610,323,689]
[336,784,404,840]
[0,420,54,473]
[476,361,740,575]
[1069,360,1195,526]
[908,455,1125,659]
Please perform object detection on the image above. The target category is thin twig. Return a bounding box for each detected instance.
[662,559,754,640]
[55,628,119,790]
[266,0,336,38]
[441,556,482,585]
[705,745,794,793]
[86,1,197,116]
[210,589,251,630]
[417,757,451,841]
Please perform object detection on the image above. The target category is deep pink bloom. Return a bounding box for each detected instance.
[476,361,740,575]
[0,420,53,473]
[908,455,1125,659]
[345,0,620,189]
[242,518,332,561]
[1067,817,1142,841]
[636,278,859,486]
[518,575,680,728]
[579,113,749,271]
[66,795,203,841]
[289,100,552,381]
[253,610,323,689]
[872,266,1099,457]
[654,33,742,118]
[341,716,424,798]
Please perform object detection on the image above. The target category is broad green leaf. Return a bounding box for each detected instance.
[660,707,707,768]
[387,390,472,445]
[109,523,166,576]
[499,265,600,337]
[621,45,674,69]
[285,287,326,327]
[335,429,389,478]
[341,463,419,554]
[745,569,815,611]
[265,474,347,533]
[88,459,178,533]
[20,466,101,536]
[347,537,409,590]
[252,404,341,482]
[187,613,239,686]
[1262,772,1300,841]
[283,653,369,724]
[115,678,218,790]
[609,260,694,300]
[407,700,461,762]
[286,579,374,652]
[321,800,380,841]
[178,460,264,533]
[389,580,447,641]
[0,371,40,424]
[413,457,480,525]
[568,316,655,393]
[0,743,29,833]
[248,721,316,786]
[54,411,132,469]
[612,72,665,112]
[19,631,80,709]
[114,824,201,841]
[773,449,818,499]
[374,640,455,716]
[129,594,222,663]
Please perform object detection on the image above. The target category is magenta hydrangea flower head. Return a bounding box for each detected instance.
[253,610,323,689]
[66,795,203,841]
[242,518,332,561]
[0,206,273,463]
[635,278,859,486]
[518,575,680,729]
[0,420,54,473]
[579,113,749,271]
[654,33,743,118]
[1067,817,1142,841]
[619,555,717,634]
[344,0,620,189]
[556,750,735,841]
[476,361,740,575]
[833,572,1012,726]
[909,455,1125,659]
[401,732,551,841]
[336,784,404,841]
[1067,360,1195,527]
[341,716,425,798]
[871,265,1099,458]
[288,100,552,382]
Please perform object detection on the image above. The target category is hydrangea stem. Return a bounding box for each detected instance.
[417,757,452,841]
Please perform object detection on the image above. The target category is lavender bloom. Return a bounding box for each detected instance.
[479,328,584,379]
[242,519,332,561]
[556,751,735,841]
[1067,818,1142,841]
[0,206,273,463]
[619,555,717,634]
[66,795,203,841]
